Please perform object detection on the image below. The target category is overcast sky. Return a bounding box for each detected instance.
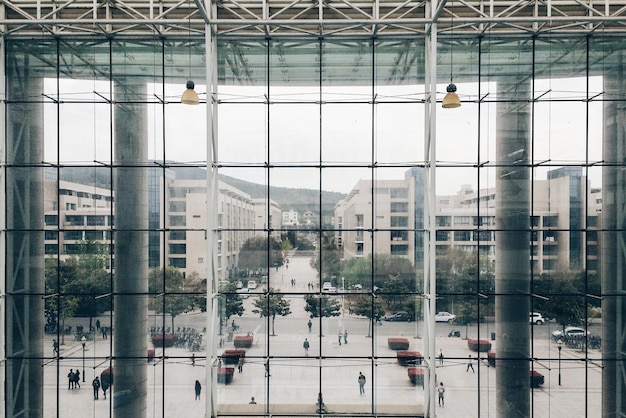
[44,77,603,196]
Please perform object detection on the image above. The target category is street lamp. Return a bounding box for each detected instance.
[81,336,86,382]
[341,277,345,337]
[557,338,563,386]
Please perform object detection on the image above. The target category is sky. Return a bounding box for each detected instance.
[43,76,604,196]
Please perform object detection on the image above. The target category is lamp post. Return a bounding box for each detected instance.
[557,338,563,386]
[81,336,86,382]
[341,277,345,337]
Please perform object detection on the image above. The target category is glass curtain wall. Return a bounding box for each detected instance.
[3,34,624,418]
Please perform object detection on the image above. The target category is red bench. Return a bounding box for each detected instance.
[217,367,235,384]
[388,337,410,350]
[233,335,254,348]
[467,339,492,352]
[530,370,544,388]
[221,349,246,365]
[407,368,424,387]
[397,351,423,366]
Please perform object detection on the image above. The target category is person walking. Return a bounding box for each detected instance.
[195,380,202,400]
[303,338,310,356]
[237,357,244,373]
[338,331,342,346]
[438,349,444,365]
[343,330,348,344]
[438,382,445,407]
[52,339,59,356]
[358,372,366,395]
[466,355,475,372]
[101,379,109,399]
[92,376,100,400]
[68,369,74,390]
[307,319,312,333]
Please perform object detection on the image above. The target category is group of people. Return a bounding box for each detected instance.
[91,376,109,400]
[67,369,81,389]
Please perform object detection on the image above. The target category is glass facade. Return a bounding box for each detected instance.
[3,16,626,418]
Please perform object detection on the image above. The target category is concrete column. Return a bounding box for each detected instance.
[495,76,531,417]
[113,78,149,418]
[5,55,45,418]
[601,52,626,418]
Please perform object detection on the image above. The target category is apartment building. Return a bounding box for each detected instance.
[336,167,600,274]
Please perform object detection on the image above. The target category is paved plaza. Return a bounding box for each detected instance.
[43,255,602,417]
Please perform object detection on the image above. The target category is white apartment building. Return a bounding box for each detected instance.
[336,167,601,273]
[282,209,299,227]
[45,175,259,281]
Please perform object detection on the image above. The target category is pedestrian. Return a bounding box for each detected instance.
[438,382,445,406]
[249,396,257,404]
[102,326,108,339]
[101,379,109,399]
[265,360,270,377]
[92,376,100,400]
[191,353,196,366]
[74,370,81,388]
[438,349,444,365]
[68,369,74,390]
[303,338,310,356]
[52,339,59,356]
[338,331,342,346]
[96,319,101,331]
[195,380,201,400]
[238,357,244,373]
[466,355,475,373]
[307,319,312,333]
[358,372,366,395]
[343,330,348,344]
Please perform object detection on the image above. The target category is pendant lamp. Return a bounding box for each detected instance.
[442,1,460,109]
[181,1,199,105]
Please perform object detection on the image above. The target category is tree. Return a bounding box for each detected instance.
[238,236,284,273]
[149,267,194,331]
[532,270,598,328]
[311,232,342,279]
[379,275,413,313]
[352,296,385,337]
[252,288,292,335]
[304,295,341,319]
[218,282,244,334]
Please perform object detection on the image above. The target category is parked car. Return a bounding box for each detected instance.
[322,281,332,292]
[247,280,257,290]
[551,326,589,339]
[236,288,250,299]
[530,312,545,325]
[434,311,457,323]
[382,311,413,322]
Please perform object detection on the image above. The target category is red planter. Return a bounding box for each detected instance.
[467,339,492,352]
[397,351,423,366]
[530,370,544,388]
[147,349,155,362]
[407,367,424,386]
[388,337,410,350]
[152,333,177,348]
[233,335,254,348]
[217,367,235,384]
[222,349,246,365]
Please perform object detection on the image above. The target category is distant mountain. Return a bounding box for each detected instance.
[53,165,347,211]
[219,173,346,210]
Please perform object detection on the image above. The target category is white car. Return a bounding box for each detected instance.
[530,312,545,325]
[551,326,589,339]
[236,288,250,299]
[435,312,457,323]
[322,281,332,292]
[247,280,257,290]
